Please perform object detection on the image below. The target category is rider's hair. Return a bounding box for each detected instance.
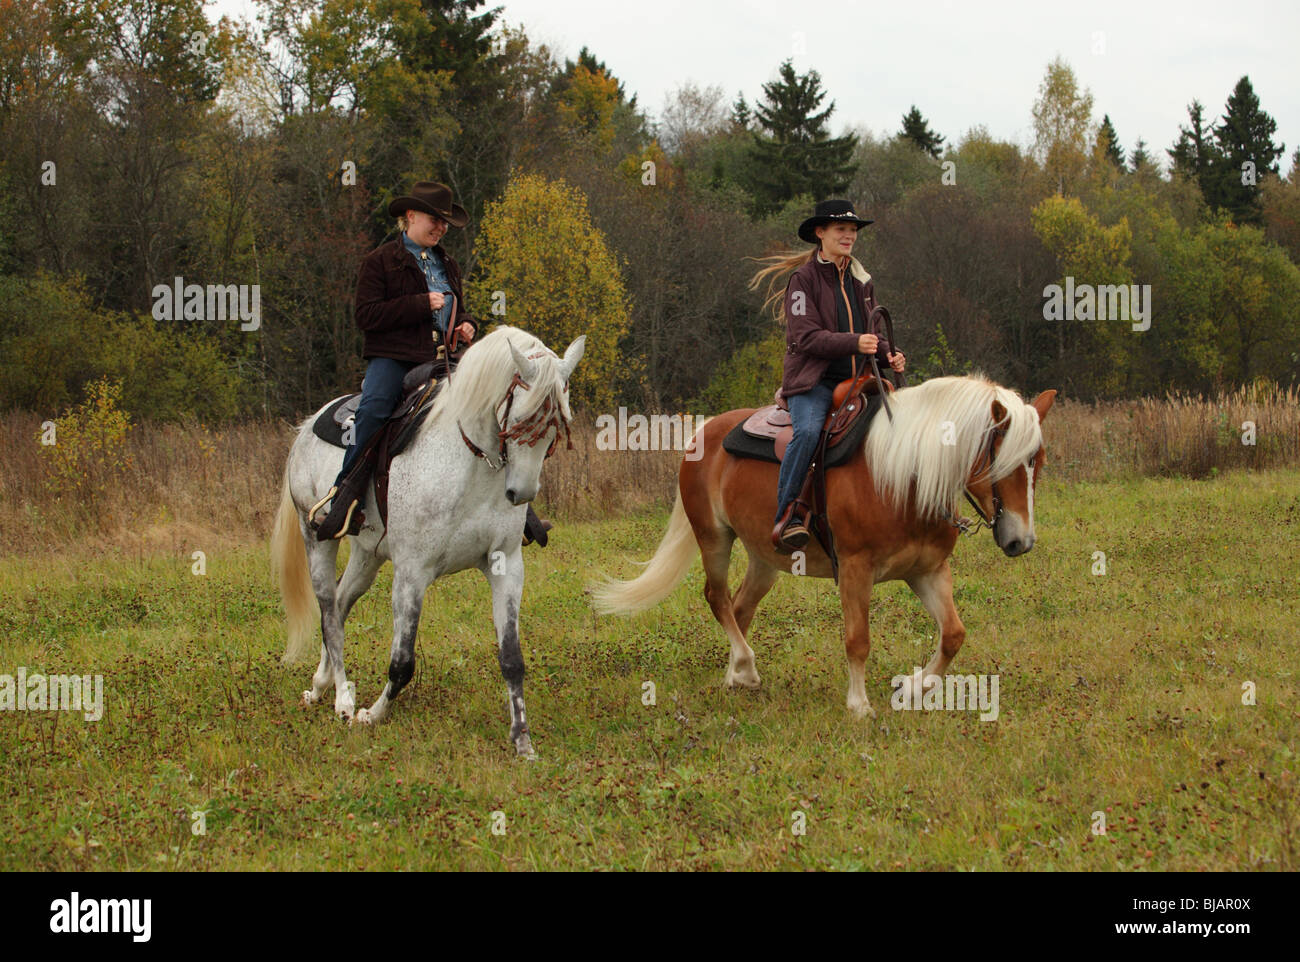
[395,213,409,233]
[747,247,817,323]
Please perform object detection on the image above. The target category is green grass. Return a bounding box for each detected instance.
[2,470,1298,870]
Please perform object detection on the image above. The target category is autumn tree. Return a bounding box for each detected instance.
[467,174,631,409]
[1031,57,1094,195]
[1030,195,1134,396]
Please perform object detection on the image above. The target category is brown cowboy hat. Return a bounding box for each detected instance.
[387,181,468,227]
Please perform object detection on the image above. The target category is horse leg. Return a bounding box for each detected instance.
[902,560,966,700]
[732,549,780,638]
[698,529,759,689]
[336,544,383,621]
[301,532,355,720]
[482,548,534,758]
[838,553,876,718]
[355,564,429,725]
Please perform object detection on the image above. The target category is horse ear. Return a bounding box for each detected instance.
[990,398,1008,426]
[559,335,586,382]
[508,339,539,384]
[1031,389,1057,423]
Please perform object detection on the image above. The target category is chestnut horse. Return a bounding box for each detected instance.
[592,375,1056,717]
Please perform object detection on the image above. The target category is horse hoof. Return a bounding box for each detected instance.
[353,708,374,725]
[301,690,319,706]
[848,701,876,720]
[724,670,762,690]
[514,734,536,759]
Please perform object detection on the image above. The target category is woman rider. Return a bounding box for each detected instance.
[312,181,550,546]
[749,199,906,553]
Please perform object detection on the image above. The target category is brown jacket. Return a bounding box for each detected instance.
[354,237,479,363]
[781,253,892,396]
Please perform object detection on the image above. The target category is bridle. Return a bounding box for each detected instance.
[458,370,572,470]
[945,417,1009,536]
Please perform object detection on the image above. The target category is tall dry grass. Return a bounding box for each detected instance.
[3,384,1296,558]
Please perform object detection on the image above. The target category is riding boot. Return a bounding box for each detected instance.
[312,461,372,541]
[772,459,820,553]
[772,500,810,553]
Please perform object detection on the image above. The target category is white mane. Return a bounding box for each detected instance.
[864,374,1043,522]
[422,326,572,438]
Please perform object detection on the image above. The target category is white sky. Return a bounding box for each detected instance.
[209,0,1299,168]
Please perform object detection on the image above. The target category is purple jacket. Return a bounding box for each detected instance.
[781,254,892,396]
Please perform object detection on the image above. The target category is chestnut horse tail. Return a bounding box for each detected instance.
[271,463,314,663]
[591,491,696,615]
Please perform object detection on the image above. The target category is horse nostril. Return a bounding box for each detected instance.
[505,488,516,503]
[1005,539,1023,555]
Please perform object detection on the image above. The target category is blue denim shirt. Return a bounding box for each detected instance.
[402,232,454,336]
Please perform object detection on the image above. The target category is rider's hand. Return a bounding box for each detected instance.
[428,291,445,310]
[858,333,879,354]
[456,322,474,343]
[888,351,906,373]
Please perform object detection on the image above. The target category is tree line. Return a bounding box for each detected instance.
[1,0,1298,422]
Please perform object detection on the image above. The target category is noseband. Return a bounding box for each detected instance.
[459,372,572,470]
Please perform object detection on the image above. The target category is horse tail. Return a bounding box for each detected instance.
[271,460,314,663]
[591,490,697,615]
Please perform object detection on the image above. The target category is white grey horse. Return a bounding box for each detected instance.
[272,326,585,757]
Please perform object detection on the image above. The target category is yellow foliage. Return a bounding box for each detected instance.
[39,377,133,501]
[1031,195,1133,286]
[556,65,620,149]
[468,173,632,410]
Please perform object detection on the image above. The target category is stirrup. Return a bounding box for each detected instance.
[308,486,337,526]
[772,504,810,554]
[313,492,363,541]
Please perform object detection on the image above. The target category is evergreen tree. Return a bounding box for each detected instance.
[731,92,751,130]
[898,105,944,157]
[1212,75,1285,224]
[746,60,858,213]
[1098,113,1124,167]
[1129,138,1153,173]
[1168,99,1222,203]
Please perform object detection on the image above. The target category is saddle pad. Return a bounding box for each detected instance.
[312,394,359,448]
[310,378,443,455]
[722,392,883,467]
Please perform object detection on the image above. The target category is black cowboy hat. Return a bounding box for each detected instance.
[797,199,873,244]
[387,181,469,227]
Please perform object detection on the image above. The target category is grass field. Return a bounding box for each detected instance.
[1,469,1297,870]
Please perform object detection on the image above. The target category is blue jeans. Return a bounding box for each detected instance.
[775,382,834,521]
[333,357,417,488]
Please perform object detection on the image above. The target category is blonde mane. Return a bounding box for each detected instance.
[420,326,572,439]
[864,374,1043,522]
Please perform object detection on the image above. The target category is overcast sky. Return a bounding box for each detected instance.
[210,0,1299,169]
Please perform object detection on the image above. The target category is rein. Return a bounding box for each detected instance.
[458,371,572,470]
